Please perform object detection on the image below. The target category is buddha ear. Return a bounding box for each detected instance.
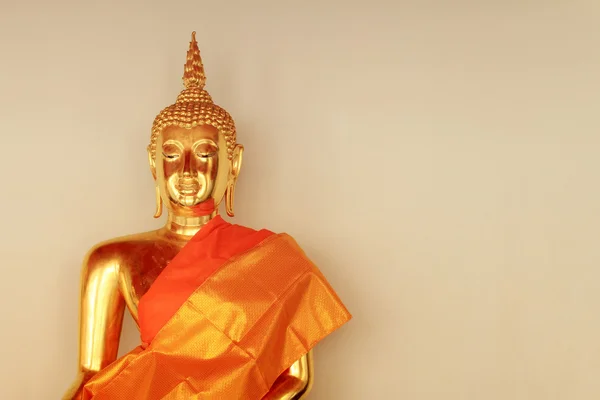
[230,144,243,179]
[148,148,157,180]
[225,144,243,217]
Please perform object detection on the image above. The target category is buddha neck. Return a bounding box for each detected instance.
[164,211,216,238]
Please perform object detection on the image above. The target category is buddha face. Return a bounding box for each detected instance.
[150,124,241,214]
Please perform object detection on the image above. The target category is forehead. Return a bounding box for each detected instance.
[160,124,219,146]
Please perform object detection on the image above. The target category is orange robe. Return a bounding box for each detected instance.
[83,216,351,399]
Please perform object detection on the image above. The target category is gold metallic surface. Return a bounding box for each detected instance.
[149,32,237,161]
[63,32,312,399]
[78,232,351,399]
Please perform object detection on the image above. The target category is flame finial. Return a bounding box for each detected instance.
[183,31,206,89]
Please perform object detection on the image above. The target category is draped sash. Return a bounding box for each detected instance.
[82,217,351,399]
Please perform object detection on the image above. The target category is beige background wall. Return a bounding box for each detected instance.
[1,1,599,399]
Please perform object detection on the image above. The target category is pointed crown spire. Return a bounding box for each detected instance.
[183,32,206,89]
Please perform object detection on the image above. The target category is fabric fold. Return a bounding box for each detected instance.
[83,218,351,399]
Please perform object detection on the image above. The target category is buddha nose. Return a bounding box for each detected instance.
[183,150,194,175]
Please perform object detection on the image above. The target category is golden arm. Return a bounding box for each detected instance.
[62,247,126,400]
[263,351,314,400]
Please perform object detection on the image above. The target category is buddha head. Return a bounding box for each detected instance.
[148,32,243,218]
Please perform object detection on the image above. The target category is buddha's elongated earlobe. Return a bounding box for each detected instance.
[153,185,163,218]
[225,183,235,217]
[148,148,161,218]
[226,145,243,217]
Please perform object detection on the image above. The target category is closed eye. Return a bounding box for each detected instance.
[197,152,216,159]
[162,153,180,160]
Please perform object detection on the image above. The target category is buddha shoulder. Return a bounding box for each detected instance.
[81,229,174,277]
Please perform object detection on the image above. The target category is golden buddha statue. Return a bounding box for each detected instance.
[63,32,351,400]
